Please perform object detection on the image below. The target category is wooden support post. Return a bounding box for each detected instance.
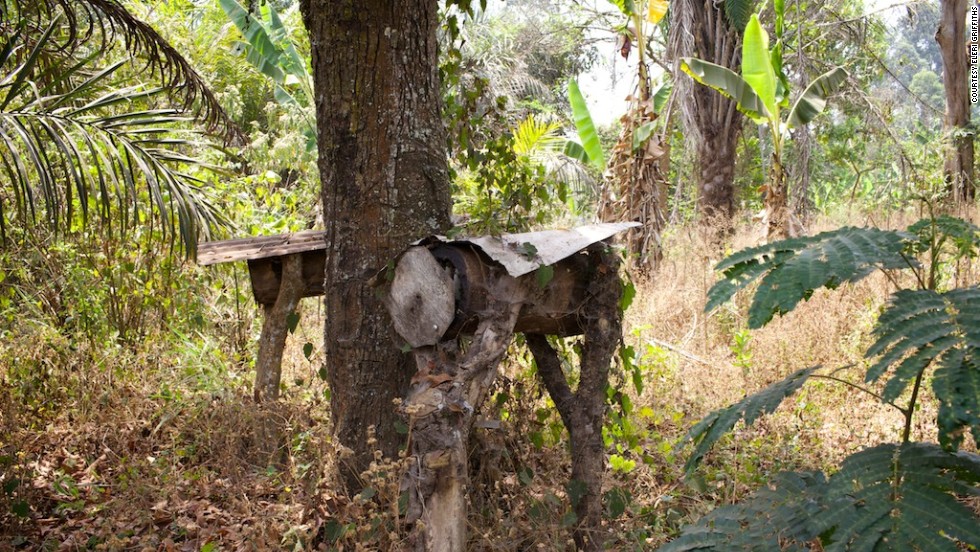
[254,254,304,402]
[526,245,622,551]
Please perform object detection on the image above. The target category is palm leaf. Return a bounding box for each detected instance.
[723,0,757,31]
[680,57,769,123]
[682,366,820,474]
[705,227,916,328]
[786,67,848,129]
[4,0,240,142]
[0,27,225,255]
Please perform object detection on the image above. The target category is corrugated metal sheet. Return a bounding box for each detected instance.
[198,222,639,273]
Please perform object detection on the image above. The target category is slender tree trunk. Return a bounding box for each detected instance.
[299,0,452,490]
[937,0,974,202]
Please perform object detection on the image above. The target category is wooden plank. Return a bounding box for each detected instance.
[197,230,327,265]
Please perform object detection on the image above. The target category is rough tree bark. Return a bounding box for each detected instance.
[670,0,745,227]
[937,0,974,202]
[525,245,622,551]
[298,0,452,489]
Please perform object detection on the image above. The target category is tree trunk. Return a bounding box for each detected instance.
[937,0,974,202]
[299,0,452,490]
[697,123,739,222]
[526,245,622,551]
[254,254,304,402]
[670,0,745,229]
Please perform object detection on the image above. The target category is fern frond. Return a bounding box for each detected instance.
[723,0,757,31]
[906,214,980,257]
[661,444,980,551]
[683,366,819,474]
[706,227,914,328]
[865,286,980,448]
[811,443,980,551]
[657,471,828,551]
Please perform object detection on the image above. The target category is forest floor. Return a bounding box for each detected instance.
[0,209,967,551]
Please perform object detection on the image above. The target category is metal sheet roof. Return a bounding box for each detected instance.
[422,222,640,277]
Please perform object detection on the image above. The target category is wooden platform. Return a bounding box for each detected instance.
[197,230,327,266]
[198,230,327,306]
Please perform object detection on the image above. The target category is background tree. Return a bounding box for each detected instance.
[937,0,974,201]
[297,0,452,489]
[669,0,753,226]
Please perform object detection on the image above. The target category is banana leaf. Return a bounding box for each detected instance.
[786,67,848,129]
[680,58,769,124]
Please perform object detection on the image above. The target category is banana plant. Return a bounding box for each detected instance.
[681,7,847,239]
[219,0,316,146]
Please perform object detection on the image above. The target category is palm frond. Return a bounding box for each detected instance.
[3,0,242,144]
[0,18,227,255]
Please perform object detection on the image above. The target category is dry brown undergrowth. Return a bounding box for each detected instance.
[1,210,969,550]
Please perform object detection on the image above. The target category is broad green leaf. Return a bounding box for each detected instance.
[608,0,635,17]
[568,79,605,171]
[741,14,777,122]
[652,80,672,113]
[786,67,848,129]
[563,140,588,163]
[220,0,286,83]
[680,58,769,123]
[632,121,656,152]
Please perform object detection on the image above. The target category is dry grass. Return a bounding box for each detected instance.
[1,211,974,550]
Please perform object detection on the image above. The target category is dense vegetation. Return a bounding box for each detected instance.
[1,0,977,549]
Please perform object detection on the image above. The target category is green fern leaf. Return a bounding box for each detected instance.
[683,366,819,474]
[657,471,828,551]
[934,347,980,450]
[812,443,980,551]
[865,286,980,448]
[906,215,980,257]
[706,227,914,328]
